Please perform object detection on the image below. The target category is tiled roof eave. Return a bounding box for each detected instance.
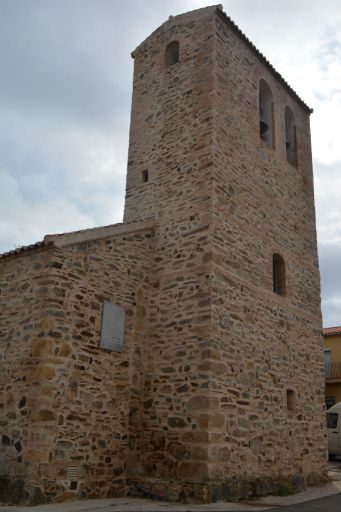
[323,326,341,336]
[0,241,54,260]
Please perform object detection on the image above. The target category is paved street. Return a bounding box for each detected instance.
[1,460,341,512]
[328,455,341,474]
[269,494,341,511]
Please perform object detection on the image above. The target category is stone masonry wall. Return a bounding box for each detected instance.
[0,4,327,505]
[124,6,216,224]
[122,5,327,502]
[123,7,219,502]
[204,10,327,493]
[0,247,55,502]
[0,223,154,503]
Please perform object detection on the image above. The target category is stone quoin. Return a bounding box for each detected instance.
[0,4,327,505]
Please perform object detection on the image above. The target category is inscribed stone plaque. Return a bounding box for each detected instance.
[100,302,125,352]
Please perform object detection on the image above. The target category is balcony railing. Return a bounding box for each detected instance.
[325,363,341,380]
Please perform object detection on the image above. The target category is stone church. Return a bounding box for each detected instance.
[0,5,327,504]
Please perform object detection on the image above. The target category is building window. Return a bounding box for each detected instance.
[142,170,149,183]
[273,253,285,296]
[259,79,275,148]
[326,412,338,429]
[287,389,296,413]
[100,301,125,352]
[165,41,179,67]
[285,106,297,166]
[326,396,336,410]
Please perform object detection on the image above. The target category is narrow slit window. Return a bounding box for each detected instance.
[273,253,286,296]
[100,302,125,352]
[285,106,297,167]
[142,170,148,183]
[165,41,179,67]
[259,79,275,148]
[287,389,296,413]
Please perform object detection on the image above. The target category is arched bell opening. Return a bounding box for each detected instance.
[165,41,179,68]
[259,79,275,148]
[285,106,297,167]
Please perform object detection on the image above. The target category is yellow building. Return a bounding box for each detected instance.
[324,326,341,408]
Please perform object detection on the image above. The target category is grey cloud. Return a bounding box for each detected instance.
[1,0,341,326]
[0,1,133,128]
[318,242,341,326]
[0,0,188,126]
[322,299,341,328]
[319,243,341,300]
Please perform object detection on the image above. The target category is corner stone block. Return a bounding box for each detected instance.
[32,339,53,358]
[187,395,209,412]
[209,413,226,429]
[187,395,220,414]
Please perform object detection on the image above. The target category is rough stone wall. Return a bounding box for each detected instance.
[205,10,327,492]
[124,6,216,224]
[0,248,54,498]
[0,4,327,505]
[0,224,154,502]
[122,5,327,501]
[123,7,219,502]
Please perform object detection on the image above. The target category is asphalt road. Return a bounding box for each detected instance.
[264,493,341,512]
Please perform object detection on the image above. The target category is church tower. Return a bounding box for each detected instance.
[124,4,326,501]
[0,5,327,505]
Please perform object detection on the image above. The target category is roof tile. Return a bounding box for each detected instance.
[0,241,53,260]
[323,326,341,336]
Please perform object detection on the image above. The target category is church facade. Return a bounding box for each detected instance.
[0,5,327,504]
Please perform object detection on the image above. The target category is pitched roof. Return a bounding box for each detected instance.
[0,220,156,260]
[44,219,155,247]
[0,241,54,260]
[323,326,341,336]
[215,7,312,114]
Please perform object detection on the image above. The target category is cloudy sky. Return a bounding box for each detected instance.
[0,0,340,327]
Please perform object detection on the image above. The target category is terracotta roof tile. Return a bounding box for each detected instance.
[323,326,341,336]
[0,241,54,260]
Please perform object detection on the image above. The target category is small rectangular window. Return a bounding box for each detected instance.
[165,41,179,67]
[100,302,125,352]
[326,396,336,409]
[70,481,78,491]
[142,170,148,183]
[327,413,338,429]
[273,253,286,296]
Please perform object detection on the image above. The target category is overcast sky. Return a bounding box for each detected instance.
[0,0,340,327]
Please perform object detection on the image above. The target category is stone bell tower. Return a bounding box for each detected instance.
[124,4,327,502]
[0,4,326,506]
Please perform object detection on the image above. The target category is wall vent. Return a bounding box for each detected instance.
[66,465,79,491]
